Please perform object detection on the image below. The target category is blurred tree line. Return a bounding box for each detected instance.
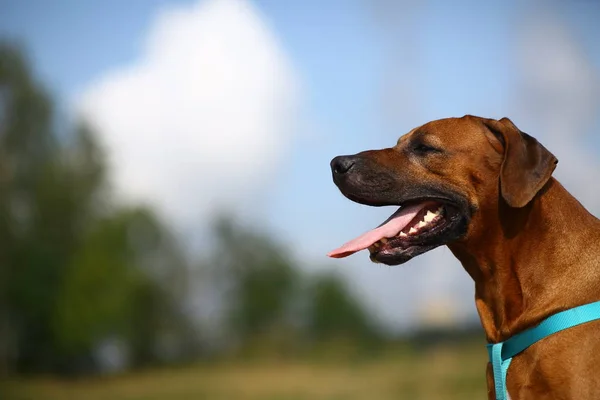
[0,43,381,378]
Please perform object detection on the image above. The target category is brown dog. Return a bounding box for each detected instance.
[328,115,600,399]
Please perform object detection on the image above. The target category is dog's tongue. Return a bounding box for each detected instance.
[327,203,425,259]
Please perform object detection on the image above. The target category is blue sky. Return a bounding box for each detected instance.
[2,0,599,331]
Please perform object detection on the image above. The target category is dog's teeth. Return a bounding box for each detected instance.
[418,220,427,228]
[380,238,388,244]
[424,211,436,222]
[436,206,444,214]
[399,231,408,237]
[409,227,418,234]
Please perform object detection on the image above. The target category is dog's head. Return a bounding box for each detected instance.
[328,115,558,265]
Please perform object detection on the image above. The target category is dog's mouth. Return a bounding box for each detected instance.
[328,199,465,265]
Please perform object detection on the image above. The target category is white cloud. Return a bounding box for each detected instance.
[515,14,599,134]
[512,9,600,214]
[79,0,299,226]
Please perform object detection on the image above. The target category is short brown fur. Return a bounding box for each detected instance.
[338,115,600,399]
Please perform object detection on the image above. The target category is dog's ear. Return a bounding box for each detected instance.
[483,117,558,208]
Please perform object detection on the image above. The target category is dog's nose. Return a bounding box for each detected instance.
[331,156,356,175]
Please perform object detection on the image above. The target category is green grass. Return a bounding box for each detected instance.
[1,343,489,400]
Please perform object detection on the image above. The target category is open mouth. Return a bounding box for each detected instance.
[328,200,465,265]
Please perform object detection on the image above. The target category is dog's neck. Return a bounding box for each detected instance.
[449,178,600,343]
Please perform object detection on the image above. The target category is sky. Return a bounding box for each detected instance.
[1,0,599,332]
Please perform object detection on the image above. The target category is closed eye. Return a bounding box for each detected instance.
[413,142,440,154]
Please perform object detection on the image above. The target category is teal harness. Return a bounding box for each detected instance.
[487,300,600,400]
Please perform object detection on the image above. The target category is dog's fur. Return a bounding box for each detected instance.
[330,115,600,399]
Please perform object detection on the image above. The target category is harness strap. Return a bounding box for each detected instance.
[487,300,600,400]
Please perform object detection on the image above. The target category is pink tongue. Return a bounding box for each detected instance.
[327,203,425,259]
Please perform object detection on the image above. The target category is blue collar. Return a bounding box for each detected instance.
[487,300,600,400]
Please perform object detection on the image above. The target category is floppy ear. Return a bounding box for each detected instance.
[483,117,558,208]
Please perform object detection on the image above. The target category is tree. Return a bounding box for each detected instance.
[210,216,300,351]
[0,41,99,373]
[0,42,198,375]
[206,216,383,356]
[53,208,198,372]
[306,272,381,346]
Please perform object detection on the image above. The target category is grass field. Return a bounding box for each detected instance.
[1,342,489,400]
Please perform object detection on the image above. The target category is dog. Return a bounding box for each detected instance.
[328,115,600,399]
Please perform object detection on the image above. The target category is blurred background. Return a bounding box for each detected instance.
[0,0,598,399]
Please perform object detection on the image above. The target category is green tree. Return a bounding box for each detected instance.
[306,272,381,346]
[0,42,198,375]
[211,217,299,349]
[0,42,104,373]
[54,208,198,371]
